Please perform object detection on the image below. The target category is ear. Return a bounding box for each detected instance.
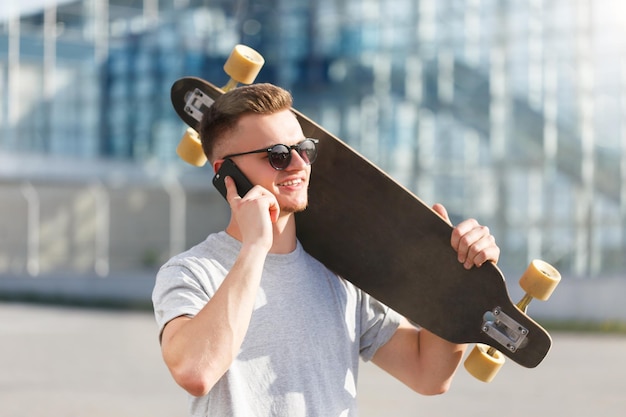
[213,159,224,175]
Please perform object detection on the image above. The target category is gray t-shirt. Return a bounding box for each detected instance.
[152,231,402,417]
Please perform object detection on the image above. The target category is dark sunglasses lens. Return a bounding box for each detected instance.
[269,145,291,169]
[299,139,317,164]
[267,140,318,170]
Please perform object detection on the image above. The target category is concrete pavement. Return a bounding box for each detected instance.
[1,302,624,417]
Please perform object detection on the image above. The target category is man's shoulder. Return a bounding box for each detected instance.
[161,231,236,270]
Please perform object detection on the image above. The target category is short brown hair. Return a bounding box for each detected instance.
[199,83,293,162]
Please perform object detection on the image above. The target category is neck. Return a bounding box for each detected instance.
[225,213,298,254]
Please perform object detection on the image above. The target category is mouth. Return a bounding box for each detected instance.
[278,178,305,187]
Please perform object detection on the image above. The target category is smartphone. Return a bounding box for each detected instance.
[212,158,254,200]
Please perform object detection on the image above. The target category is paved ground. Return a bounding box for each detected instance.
[1,302,624,417]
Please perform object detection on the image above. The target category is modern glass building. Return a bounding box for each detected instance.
[1,0,625,278]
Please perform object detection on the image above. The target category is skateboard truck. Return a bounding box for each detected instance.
[481,307,529,353]
[174,44,265,167]
[464,260,560,383]
[184,89,214,123]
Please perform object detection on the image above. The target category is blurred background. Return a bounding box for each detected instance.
[0,0,625,322]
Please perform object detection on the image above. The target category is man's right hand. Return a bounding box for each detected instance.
[225,176,279,251]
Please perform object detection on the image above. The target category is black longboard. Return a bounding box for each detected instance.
[171,76,553,369]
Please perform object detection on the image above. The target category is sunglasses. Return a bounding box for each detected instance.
[222,138,319,170]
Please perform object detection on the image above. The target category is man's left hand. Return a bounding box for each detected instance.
[432,203,500,270]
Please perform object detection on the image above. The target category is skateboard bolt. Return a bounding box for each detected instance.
[507,344,516,352]
[520,327,528,335]
[482,325,489,332]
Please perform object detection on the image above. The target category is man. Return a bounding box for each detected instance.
[152,83,500,416]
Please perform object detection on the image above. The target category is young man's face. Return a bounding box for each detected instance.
[217,109,311,214]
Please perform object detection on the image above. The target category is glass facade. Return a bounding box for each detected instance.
[1,0,625,277]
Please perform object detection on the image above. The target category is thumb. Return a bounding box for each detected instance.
[268,199,280,223]
[432,203,452,226]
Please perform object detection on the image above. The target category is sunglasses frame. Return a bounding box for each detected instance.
[222,138,319,170]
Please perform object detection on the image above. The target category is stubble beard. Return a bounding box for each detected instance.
[280,200,308,215]
[279,189,309,214]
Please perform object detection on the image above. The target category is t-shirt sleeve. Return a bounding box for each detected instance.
[358,290,403,362]
[151,261,213,340]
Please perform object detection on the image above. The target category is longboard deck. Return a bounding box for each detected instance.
[171,77,552,369]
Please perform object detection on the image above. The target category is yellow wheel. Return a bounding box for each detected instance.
[222,44,265,90]
[176,128,207,167]
[519,260,561,301]
[464,344,505,383]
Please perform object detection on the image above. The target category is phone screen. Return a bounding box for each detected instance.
[212,159,254,199]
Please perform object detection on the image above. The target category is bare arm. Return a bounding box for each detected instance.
[372,318,466,395]
[160,177,278,397]
[373,203,500,395]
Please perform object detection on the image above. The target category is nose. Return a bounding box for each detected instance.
[286,149,308,170]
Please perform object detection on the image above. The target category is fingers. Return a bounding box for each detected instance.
[451,218,500,270]
[433,204,500,269]
[432,203,452,225]
[224,176,241,203]
[225,176,280,224]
